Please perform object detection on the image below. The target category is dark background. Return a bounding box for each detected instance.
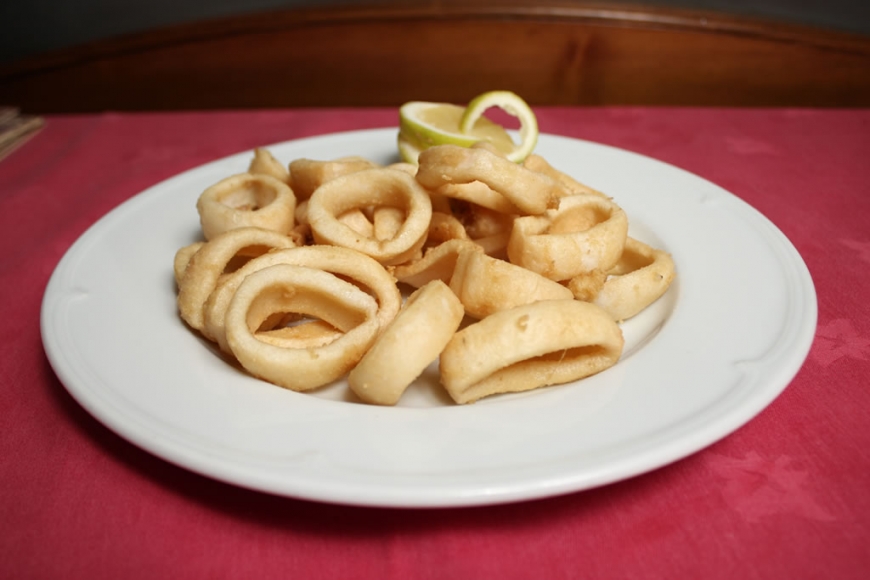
[2,0,869,65]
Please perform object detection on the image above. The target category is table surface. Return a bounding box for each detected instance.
[1,107,868,579]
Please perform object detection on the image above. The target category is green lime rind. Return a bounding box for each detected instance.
[459,90,538,163]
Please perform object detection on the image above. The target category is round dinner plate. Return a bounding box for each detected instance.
[41,128,816,508]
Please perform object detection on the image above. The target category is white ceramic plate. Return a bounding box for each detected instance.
[41,128,816,508]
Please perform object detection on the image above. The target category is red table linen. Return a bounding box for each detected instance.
[1,107,868,579]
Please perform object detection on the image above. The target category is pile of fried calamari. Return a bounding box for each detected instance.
[174,142,675,405]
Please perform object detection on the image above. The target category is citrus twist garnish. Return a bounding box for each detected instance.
[459,90,538,162]
[397,91,538,164]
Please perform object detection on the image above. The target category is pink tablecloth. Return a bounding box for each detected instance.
[2,108,868,579]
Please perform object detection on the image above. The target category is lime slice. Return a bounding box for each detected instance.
[397,132,424,165]
[459,91,538,163]
[398,100,522,163]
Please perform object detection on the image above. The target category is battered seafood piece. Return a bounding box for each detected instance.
[415,144,561,215]
[196,173,296,240]
[307,168,432,266]
[349,280,464,405]
[392,239,483,289]
[202,245,402,353]
[440,300,624,404]
[592,237,676,321]
[248,147,291,184]
[507,193,628,281]
[225,264,381,392]
[449,249,574,319]
[289,156,378,200]
[176,227,296,332]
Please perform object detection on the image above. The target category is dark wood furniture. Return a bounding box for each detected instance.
[2,0,869,112]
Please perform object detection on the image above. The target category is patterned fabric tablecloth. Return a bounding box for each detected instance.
[1,107,867,579]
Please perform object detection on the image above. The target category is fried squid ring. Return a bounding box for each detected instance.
[392,239,483,288]
[173,241,204,286]
[289,156,378,200]
[522,154,606,198]
[348,280,464,406]
[415,145,560,215]
[473,232,511,258]
[565,270,607,302]
[196,173,296,240]
[507,193,628,281]
[373,206,405,241]
[288,200,312,245]
[447,200,515,257]
[248,147,291,184]
[294,199,309,226]
[203,245,402,353]
[431,181,522,215]
[337,208,375,238]
[451,201,515,239]
[177,227,296,332]
[593,237,676,321]
[427,190,453,214]
[449,250,574,319]
[307,168,432,266]
[225,264,381,392]
[256,320,343,349]
[440,300,624,404]
[426,212,468,246]
[386,162,418,176]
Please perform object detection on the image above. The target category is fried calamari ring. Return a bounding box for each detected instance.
[426,212,468,246]
[449,249,574,319]
[348,280,464,405]
[440,300,624,404]
[307,168,432,266]
[566,270,607,302]
[173,242,204,286]
[337,208,375,238]
[447,200,514,257]
[248,147,291,184]
[225,264,381,392]
[522,154,606,198]
[507,193,628,281]
[416,145,560,215]
[386,162,418,176]
[593,237,676,321]
[373,206,405,241]
[288,200,312,245]
[177,227,296,332]
[451,201,515,239]
[256,320,343,349]
[472,232,511,258]
[294,199,309,226]
[431,181,522,215]
[289,156,378,200]
[392,239,483,288]
[427,190,453,214]
[203,245,402,352]
[196,173,296,240]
